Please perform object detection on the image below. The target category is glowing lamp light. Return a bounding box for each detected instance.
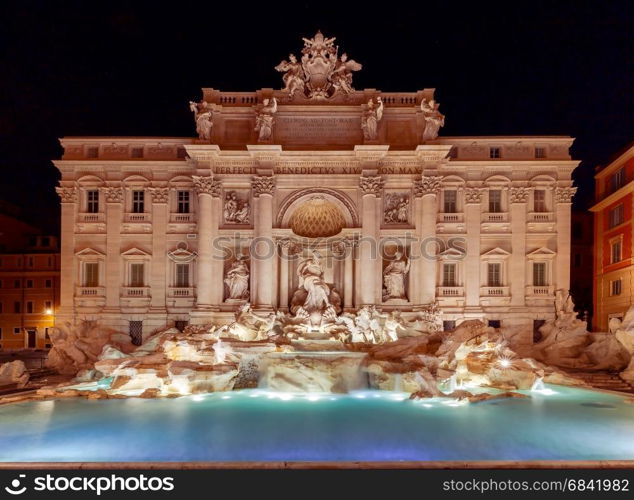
[499,358,511,368]
[45,308,53,315]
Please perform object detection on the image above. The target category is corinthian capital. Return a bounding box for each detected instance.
[55,186,77,203]
[252,176,276,197]
[510,187,531,204]
[192,175,221,197]
[554,186,577,204]
[148,187,170,203]
[464,187,485,204]
[414,175,443,197]
[359,175,383,196]
[100,187,124,203]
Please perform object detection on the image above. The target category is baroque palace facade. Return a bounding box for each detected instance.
[54,32,578,346]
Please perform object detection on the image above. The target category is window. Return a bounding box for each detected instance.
[177,190,190,213]
[489,190,502,213]
[443,190,457,213]
[609,204,624,228]
[83,262,99,287]
[0,302,3,314]
[14,301,21,313]
[131,147,144,158]
[443,320,456,331]
[611,168,625,192]
[611,279,622,296]
[45,301,52,311]
[86,147,98,158]
[574,253,582,268]
[45,279,52,288]
[129,321,143,346]
[41,237,50,247]
[489,147,501,159]
[177,147,187,159]
[28,257,33,267]
[132,190,145,213]
[533,262,547,286]
[487,263,501,286]
[175,263,190,287]
[611,240,622,264]
[26,279,33,288]
[442,263,457,287]
[87,190,99,213]
[26,301,33,314]
[130,263,145,287]
[14,279,20,288]
[534,189,546,212]
[488,320,501,328]
[535,147,546,159]
[14,327,21,334]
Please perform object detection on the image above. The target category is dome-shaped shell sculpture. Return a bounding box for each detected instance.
[289,197,346,238]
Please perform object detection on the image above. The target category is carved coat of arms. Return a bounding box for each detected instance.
[275,31,362,100]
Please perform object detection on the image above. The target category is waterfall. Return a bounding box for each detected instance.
[393,373,402,392]
[531,377,545,392]
[214,338,227,364]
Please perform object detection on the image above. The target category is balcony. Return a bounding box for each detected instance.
[76,286,105,297]
[437,213,463,223]
[122,287,150,297]
[480,286,510,296]
[526,285,554,297]
[79,212,105,223]
[437,286,464,297]
[124,213,151,223]
[168,287,195,297]
[528,212,553,222]
[170,213,194,223]
[482,212,508,222]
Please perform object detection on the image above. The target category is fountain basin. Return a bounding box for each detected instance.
[1,385,634,462]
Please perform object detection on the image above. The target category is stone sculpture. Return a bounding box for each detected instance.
[274,54,305,98]
[421,98,445,140]
[189,100,213,141]
[254,98,277,142]
[223,191,250,224]
[383,251,410,300]
[361,97,383,140]
[224,256,250,300]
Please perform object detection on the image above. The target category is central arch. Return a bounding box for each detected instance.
[276,187,360,230]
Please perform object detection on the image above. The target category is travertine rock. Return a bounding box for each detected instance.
[0,360,29,388]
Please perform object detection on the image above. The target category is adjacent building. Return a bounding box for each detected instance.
[53,32,579,349]
[591,143,634,331]
[0,211,60,350]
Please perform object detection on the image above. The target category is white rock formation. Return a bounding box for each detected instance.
[615,306,634,382]
[0,360,29,388]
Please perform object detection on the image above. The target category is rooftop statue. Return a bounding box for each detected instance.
[189,100,213,141]
[275,31,362,99]
[420,98,445,141]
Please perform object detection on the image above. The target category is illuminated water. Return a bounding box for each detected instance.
[1,385,633,462]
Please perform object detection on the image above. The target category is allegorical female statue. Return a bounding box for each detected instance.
[189,100,213,141]
[361,97,384,140]
[254,98,278,142]
[274,54,305,98]
[382,251,410,300]
[224,257,249,300]
[420,98,445,141]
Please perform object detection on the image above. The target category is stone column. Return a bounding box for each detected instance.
[510,187,529,306]
[101,187,124,311]
[148,188,169,316]
[414,175,443,305]
[192,176,221,316]
[252,176,276,311]
[358,176,383,306]
[464,187,484,308]
[344,238,355,310]
[555,186,577,292]
[278,240,290,311]
[54,187,77,324]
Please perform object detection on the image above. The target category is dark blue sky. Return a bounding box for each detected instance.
[0,1,632,232]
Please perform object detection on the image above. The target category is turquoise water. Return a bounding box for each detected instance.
[1,386,633,462]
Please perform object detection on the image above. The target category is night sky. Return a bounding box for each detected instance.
[0,1,632,233]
